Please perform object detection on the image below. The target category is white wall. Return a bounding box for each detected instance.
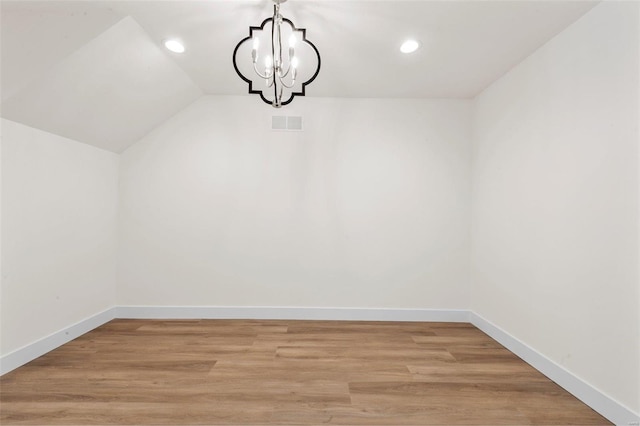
[1,119,119,356]
[471,1,639,415]
[118,96,471,309]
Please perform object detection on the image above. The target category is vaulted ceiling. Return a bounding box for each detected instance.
[1,0,599,153]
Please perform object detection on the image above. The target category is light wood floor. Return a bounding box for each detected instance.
[0,319,610,425]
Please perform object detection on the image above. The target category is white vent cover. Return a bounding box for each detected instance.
[272,115,303,131]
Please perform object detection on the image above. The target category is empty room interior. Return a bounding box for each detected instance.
[1,0,639,424]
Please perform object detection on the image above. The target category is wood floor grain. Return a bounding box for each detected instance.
[0,319,611,425]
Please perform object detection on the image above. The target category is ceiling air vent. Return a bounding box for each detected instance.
[272,115,303,131]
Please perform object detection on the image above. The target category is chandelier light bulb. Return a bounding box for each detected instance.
[265,56,273,69]
[251,37,259,63]
[291,57,299,69]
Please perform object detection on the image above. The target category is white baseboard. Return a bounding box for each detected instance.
[2,306,637,425]
[116,305,471,322]
[469,312,640,426]
[0,307,116,375]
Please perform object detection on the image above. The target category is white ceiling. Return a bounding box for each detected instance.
[1,0,599,152]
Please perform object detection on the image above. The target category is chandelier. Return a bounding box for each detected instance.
[232,0,321,108]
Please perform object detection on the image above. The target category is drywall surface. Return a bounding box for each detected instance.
[471,1,639,415]
[118,96,471,309]
[1,119,119,356]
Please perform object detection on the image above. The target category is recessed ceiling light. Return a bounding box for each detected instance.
[400,39,420,54]
[164,39,185,53]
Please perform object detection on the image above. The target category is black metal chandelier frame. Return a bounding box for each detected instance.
[232,0,321,108]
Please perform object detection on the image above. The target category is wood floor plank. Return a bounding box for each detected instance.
[0,319,611,425]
